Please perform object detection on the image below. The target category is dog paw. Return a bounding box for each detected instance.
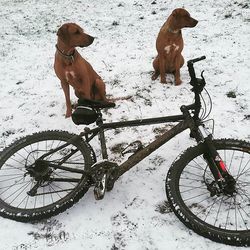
[151,74,158,81]
[65,109,72,118]
[175,79,182,86]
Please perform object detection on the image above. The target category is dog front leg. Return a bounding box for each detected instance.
[174,55,184,85]
[159,56,167,84]
[61,81,72,118]
[174,68,181,85]
[93,78,107,100]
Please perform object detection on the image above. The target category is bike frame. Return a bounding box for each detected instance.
[76,106,197,182]
[38,104,201,188]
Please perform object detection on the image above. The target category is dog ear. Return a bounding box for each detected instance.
[172,9,179,18]
[57,24,69,43]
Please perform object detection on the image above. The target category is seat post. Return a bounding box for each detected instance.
[96,109,108,159]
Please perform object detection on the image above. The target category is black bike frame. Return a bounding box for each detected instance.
[38,105,197,183]
[79,107,196,181]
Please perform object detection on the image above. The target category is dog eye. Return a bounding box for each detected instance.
[75,30,80,34]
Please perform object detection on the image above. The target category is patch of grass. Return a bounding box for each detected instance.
[153,125,174,139]
[28,219,69,247]
[224,13,232,18]
[155,201,172,214]
[226,90,237,98]
[110,142,127,154]
[244,114,250,120]
[112,21,119,26]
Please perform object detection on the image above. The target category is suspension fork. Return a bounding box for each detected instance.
[203,135,226,180]
[181,105,229,180]
[198,126,235,184]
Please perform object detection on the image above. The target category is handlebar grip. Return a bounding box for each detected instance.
[187,56,206,65]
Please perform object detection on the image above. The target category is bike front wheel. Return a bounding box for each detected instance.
[0,130,95,222]
[166,139,250,246]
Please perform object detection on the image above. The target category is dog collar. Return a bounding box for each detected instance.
[55,44,76,62]
[167,28,181,34]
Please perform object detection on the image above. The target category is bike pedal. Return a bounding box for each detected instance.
[94,174,107,200]
[121,140,143,156]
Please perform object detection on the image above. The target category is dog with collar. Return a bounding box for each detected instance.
[152,8,198,85]
[54,23,107,117]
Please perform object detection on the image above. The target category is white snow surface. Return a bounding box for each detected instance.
[0,0,250,249]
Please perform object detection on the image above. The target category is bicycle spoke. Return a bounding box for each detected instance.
[0,180,30,191]
[49,184,62,199]
[203,196,219,220]
[225,196,234,230]
[228,150,235,172]
[235,151,245,179]
[214,195,228,227]
[182,191,210,202]
[179,184,207,192]
[6,158,26,172]
[190,158,204,170]
[29,144,36,162]
[50,181,72,193]
[0,175,25,183]
[237,203,249,230]
[36,188,74,196]
[180,176,203,182]
[7,181,32,204]
[0,177,27,195]
[182,169,204,178]
[236,164,250,181]
[236,188,250,202]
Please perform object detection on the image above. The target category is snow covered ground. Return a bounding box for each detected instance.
[0,0,250,249]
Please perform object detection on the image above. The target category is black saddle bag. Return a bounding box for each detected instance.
[72,106,98,125]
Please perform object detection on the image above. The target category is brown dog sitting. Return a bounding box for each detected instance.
[54,23,108,117]
[152,8,198,85]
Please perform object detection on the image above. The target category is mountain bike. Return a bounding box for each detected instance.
[0,56,249,246]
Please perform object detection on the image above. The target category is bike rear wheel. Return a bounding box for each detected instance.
[166,139,250,246]
[0,130,94,222]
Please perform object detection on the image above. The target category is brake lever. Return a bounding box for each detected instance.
[190,71,206,94]
[200,70,206,88]
[201,70,205,82]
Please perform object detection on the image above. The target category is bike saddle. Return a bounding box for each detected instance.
[77,98,116,109]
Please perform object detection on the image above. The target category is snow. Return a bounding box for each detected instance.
[0,0,250,249]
